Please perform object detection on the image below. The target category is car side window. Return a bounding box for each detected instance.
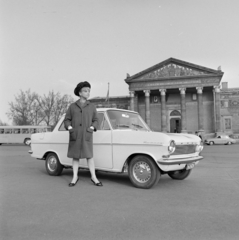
[59,121,67,131]
[97,112,110,130]
[102,117,110,130]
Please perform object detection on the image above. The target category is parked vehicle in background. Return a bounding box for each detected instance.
[29,108,204,189]
[0,126,52,145]
[204,135,236,145]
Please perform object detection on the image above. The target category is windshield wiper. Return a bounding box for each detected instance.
[132,123,143,129]
[117,124,130,128]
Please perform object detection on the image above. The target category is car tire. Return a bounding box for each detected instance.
[24,138,31,145]
[45,153,63,176]
[209,141,214,145]
[128,155,160,189]
[227,141,232,145]
[168,169,192,180]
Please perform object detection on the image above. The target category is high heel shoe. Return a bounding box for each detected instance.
[68,178,79,187]
[91,179,103,187]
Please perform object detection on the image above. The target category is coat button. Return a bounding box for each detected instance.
[80,124,82,126]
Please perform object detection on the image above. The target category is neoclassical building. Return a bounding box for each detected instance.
[90,58,239,135]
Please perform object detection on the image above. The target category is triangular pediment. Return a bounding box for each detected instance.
[126,58,223,81]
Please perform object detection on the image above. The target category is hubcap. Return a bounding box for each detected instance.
[48,156,57,171]
[133,161,151,183]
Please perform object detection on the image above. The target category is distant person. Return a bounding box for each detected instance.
[64,81,102,187]
[195,131,202,140]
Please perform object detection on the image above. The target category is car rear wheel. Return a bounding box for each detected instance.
[168,169,192,180]
[227,141,232,145]
[45,153,63,176]
[128,155,160,189]
[24,138,31,145]
[209,141,214,145]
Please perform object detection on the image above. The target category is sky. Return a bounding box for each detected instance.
[1,0,239,124]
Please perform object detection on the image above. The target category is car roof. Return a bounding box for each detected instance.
[61,108,138,117]
[96,108,137,114]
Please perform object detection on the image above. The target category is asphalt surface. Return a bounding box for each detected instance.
[1,144,239,240]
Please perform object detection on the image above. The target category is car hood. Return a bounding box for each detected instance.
[112,130,201,146]
[163,133,201,145]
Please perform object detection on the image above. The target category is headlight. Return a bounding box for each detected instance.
[168,140,176,154]
[195,141,204,153]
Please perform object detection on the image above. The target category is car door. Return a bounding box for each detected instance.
[53,119,71,166]
[85,112,113,169]
[215,136,222,144]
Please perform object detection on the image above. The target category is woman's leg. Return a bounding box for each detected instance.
[87,158,100,183]
[71,158,79,183]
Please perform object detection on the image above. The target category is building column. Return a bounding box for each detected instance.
[144,90,150,126]
[134,92,138,112]
[129,91,134,111]
[159,89,167,132]
[214,86,221,133]
[179,88,187,133]
[196,87,204,132]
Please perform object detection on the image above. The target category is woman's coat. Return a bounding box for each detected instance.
[64,100,98,159]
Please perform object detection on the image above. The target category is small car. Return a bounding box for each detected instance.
[204,135,236,145]
[28,108,203,189]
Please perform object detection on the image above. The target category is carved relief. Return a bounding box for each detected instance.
[170,110,181,116]
[130,80,202,90]
[138,64,210,79]
[229,100,239,108]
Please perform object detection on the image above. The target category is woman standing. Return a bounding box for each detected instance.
[64,81,103,187]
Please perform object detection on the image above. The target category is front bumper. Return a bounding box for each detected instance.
[157,155,203,165]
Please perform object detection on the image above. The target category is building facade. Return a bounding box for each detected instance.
[90,58,239,135]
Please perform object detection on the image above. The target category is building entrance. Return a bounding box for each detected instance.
[169,110,181,133]
[170,118,181,133]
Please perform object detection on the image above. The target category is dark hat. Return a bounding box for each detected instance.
[74,81,91,96]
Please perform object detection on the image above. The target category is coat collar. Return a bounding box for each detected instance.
[75,99,90,109]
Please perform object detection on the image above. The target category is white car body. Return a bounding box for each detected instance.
[205,135,236,145]
[29,108,203,188]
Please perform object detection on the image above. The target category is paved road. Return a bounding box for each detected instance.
[1,144,239,240]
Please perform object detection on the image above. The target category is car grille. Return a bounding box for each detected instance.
[171,144,196,155]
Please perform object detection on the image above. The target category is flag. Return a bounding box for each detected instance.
[105,83,109,102]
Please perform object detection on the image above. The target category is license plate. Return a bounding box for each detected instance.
[186,163,195,170]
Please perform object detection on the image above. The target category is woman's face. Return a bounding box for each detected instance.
[79,87,91,100]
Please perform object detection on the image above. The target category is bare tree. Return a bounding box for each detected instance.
[36,91,74,126]
[52,94,74,126]
[0,119,9,126]
[7,89,74,126]
[7,89,43,125]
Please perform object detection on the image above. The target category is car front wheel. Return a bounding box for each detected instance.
[209,141,214,145]
[45,153,63,176]
[227,141,232,145]
[168,169,192,180]
[128,155,160,189]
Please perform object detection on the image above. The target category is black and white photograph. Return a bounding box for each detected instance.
[1,1,239,239]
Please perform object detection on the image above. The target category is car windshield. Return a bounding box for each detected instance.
[107,110,149,131]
